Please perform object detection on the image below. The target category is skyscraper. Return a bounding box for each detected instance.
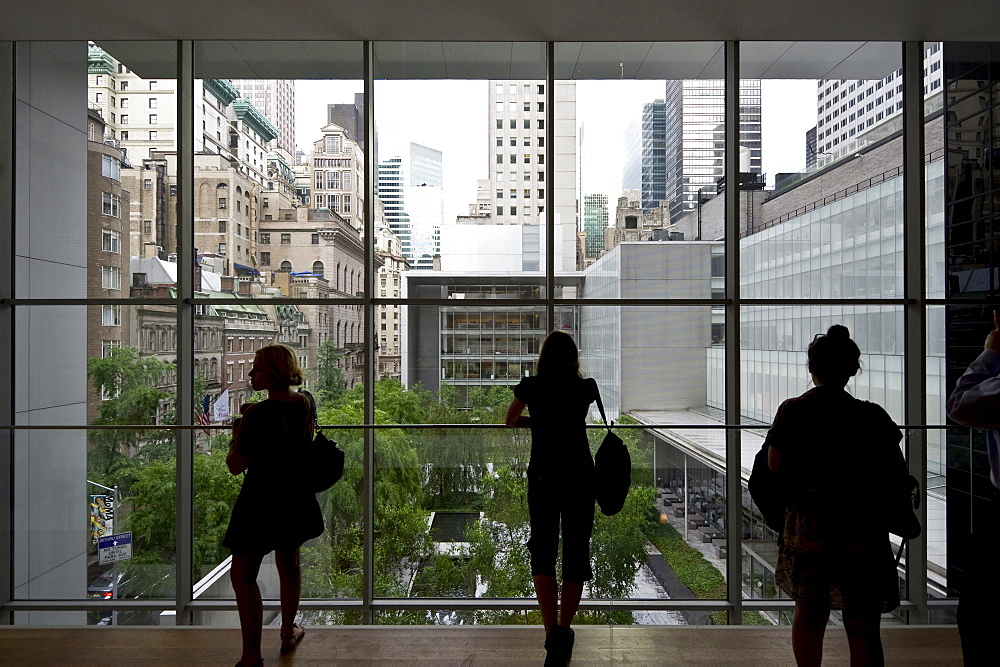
[230,78,295,153]
[663,79,762,223]
[812,43,942,163]
[622,119,642,192]
[409,142,443,187]
[487,80,576,271]
[641,100,666,212]
[378,156,412,261]
[583,193,609,260]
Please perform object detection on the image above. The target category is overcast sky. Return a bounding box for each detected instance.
[296,78,818,220]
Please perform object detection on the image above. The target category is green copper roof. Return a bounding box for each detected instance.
[88,45,114,74]
[232,99,279,143]
[204,78,240,107]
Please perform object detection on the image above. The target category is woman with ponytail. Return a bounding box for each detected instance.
[765,325,907,666]
[506,330,600,666]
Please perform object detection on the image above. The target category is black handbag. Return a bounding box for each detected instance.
[593,390,631,516]
[748,441,786,533]
[301,390,345,493]
[886,469,921,565]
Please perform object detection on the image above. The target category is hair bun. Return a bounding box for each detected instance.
[826,324,850,339]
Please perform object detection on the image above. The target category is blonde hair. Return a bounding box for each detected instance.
[254,343,303,388]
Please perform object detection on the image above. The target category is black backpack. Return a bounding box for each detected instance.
[593,390,631,516]
[300,389,345,493]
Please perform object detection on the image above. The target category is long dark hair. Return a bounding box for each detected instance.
[536,330,582,378]
[807,324,861,386]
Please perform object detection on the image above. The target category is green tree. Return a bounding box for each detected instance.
[87,347,173,494]
[123,448,244,587]
[311,340,347,407]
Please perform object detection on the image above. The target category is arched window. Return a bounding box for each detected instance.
[280,261,292,271]
[217,183,228,190]
[236,186,242,195]
[312,261,324,277]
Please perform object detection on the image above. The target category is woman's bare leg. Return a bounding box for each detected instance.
[230,553,265,666]
[843,604,884,667]
[559,581,584,629]
[533,574,559,634]
[275,548,303,642]
[792,601,829,667]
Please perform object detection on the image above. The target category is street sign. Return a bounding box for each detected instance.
[98,532,133,565]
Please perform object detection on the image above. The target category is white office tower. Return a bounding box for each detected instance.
[229,78,296,153]
[404,183,443,270]
[812,43,943,162]
[379,157,412,259]
[622,119,642,191]
[487,80,577,272]
[378,147,444,270]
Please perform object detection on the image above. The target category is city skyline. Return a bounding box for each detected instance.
[296,79,818,224]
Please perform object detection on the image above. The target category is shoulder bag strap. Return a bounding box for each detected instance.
[594,383,612,430]
[300,389,319,439]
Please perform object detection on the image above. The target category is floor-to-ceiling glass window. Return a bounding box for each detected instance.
[3,37,969,627]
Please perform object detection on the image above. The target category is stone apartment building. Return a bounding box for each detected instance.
[260,207,381,388]
[86,110,132,421]
[375,215,409,381]
[310,124,365,232]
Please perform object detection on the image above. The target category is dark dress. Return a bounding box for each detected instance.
[513,374,599,583]
[766,385,904,612]
[223,396,325,557]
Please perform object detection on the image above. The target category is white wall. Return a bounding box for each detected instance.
[13,41,88,624]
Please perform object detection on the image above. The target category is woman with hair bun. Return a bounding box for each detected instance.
[766,325,907,666]
[224,343,324,666]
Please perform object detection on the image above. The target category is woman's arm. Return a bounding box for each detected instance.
[767,446,782,474]
[506,398,530,427]
[225,414,250,475]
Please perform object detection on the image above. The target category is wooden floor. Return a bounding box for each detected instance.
[0,625,963,665]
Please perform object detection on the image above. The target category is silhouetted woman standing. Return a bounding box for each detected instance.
[766,325,906,667]
[506,330,599,666]
[224,344,324,667]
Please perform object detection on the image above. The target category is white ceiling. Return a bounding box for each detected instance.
[102,39,907,81]
[6,0,1000,43]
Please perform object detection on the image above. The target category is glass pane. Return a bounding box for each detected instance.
[554,42,727,297]
[13,301,179,623]
[740,42,904,300]
[374,42,548,289]
[14,41,174,301]
[941,42,1000,607]
[189,41,364,299]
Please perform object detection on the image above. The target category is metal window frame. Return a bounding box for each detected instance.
[0,38,956,625]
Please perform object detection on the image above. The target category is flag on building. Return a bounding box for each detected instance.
[194,395,211,436]
[212,388,230,422]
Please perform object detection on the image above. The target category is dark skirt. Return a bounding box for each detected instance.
[223,471,324,557]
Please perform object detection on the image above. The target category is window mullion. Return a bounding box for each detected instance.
[902,39,928,623]
[174,39,196,626]
[724,40,743,625]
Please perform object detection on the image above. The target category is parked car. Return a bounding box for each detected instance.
[87,570,128,600]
